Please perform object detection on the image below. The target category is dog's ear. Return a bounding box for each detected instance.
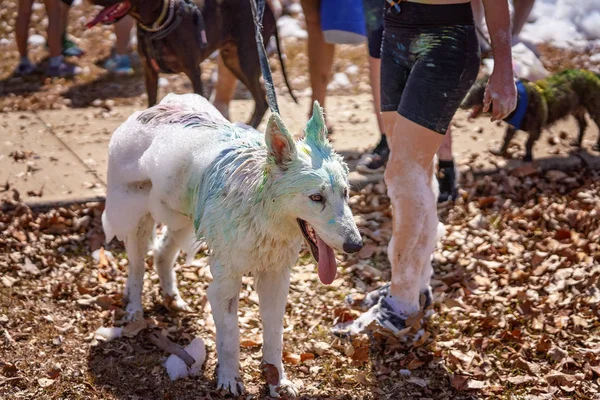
[266,113,296,169]
[305,101,328,146]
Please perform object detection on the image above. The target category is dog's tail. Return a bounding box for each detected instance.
[273,20,298,104]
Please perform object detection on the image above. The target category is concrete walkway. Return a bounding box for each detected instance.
[1,94,599,206]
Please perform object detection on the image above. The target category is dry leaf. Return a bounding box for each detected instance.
[47,368,61,380]
[545,372,578,387]
[465,379,486,390]
[554,229,571,241]
[21,257,40,275]
[2,363,18,376]
[406,376,427,387]
[358,243,377,259]
[97,272,109,284]
[312,342,331,356]
[350,345,369,365]
[507,375,534,385]
[38,378,55,388]
[261,362,279,386]
[451,374,469,391]
[300,353,315,362]
[283,352,301,365]
[333,307,359,324]
[240,338,262,347]
[122,320,148,338]
[97,247,109,268]
[95,295,116,310]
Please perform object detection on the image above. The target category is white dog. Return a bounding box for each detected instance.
[102,93,363,396]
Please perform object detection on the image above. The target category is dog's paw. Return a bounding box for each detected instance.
[164,294,192,313]
[269,378,299,398]
[124,303,144,322]
[216,372,245,396]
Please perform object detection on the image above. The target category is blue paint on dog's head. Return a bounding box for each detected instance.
[328,171,335,189]
[304,101,332,159]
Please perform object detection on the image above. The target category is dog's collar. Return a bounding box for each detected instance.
[138,0,174,32]
[506,80,529,130]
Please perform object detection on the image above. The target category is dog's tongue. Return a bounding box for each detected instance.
[86,4,123,29]
[316,235,337,285]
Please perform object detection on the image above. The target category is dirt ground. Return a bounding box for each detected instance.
[1,0,600,399]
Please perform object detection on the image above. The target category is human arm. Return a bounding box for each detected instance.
[481,0,517,121]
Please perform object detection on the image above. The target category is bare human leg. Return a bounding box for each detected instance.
[211,54,238,121]
[44,0,62,58]
[369,56,384,135]
[301,0,335,117]
[384,112,443,314]
[16,0,35,70]
[115,16,133,55]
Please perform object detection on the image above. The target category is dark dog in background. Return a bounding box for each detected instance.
[87,0,296,128]
[461,69,600,161]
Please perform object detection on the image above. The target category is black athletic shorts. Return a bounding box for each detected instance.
[380,1,480,134]
[61,0,74,6]
[362,0,384,58]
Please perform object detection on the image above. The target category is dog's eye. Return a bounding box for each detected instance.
[343,188,348,198]
[309,194,323,202]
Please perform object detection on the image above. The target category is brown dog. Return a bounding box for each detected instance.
[87,0,296,128]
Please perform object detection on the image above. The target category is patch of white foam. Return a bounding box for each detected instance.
[521,0,600,50]
[345,64,360,75]
[158,77,169,88]
[28,35,46,46]
[327,72,351,90]
[165,337,206,381]
[94,326,123,342]
[483,43,550,82]
[277,15,308,39]
[91,249,114,262]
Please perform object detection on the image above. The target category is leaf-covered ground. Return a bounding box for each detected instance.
[1,164,599,399]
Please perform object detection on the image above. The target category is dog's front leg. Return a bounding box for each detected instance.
[524,128,541,162]
[493,126,517,157]
[185,64,204,99]
[143,60,159,107]
[206,269,244,395]
[255,268,298,397]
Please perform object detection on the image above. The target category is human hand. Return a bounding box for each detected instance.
[483,69,517,122]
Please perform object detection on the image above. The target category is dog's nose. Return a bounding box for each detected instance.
[343,240,363,254]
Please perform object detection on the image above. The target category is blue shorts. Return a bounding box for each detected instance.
[380,2,480,134]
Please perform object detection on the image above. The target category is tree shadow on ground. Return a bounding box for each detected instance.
[0,57,63,99]
[63,72,145,108]
[0,73,44,99]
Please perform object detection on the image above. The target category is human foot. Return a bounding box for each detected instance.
[356,135,389,174]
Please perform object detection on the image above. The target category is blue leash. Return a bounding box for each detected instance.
[249,0,280,115]
[506,80,529,130]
